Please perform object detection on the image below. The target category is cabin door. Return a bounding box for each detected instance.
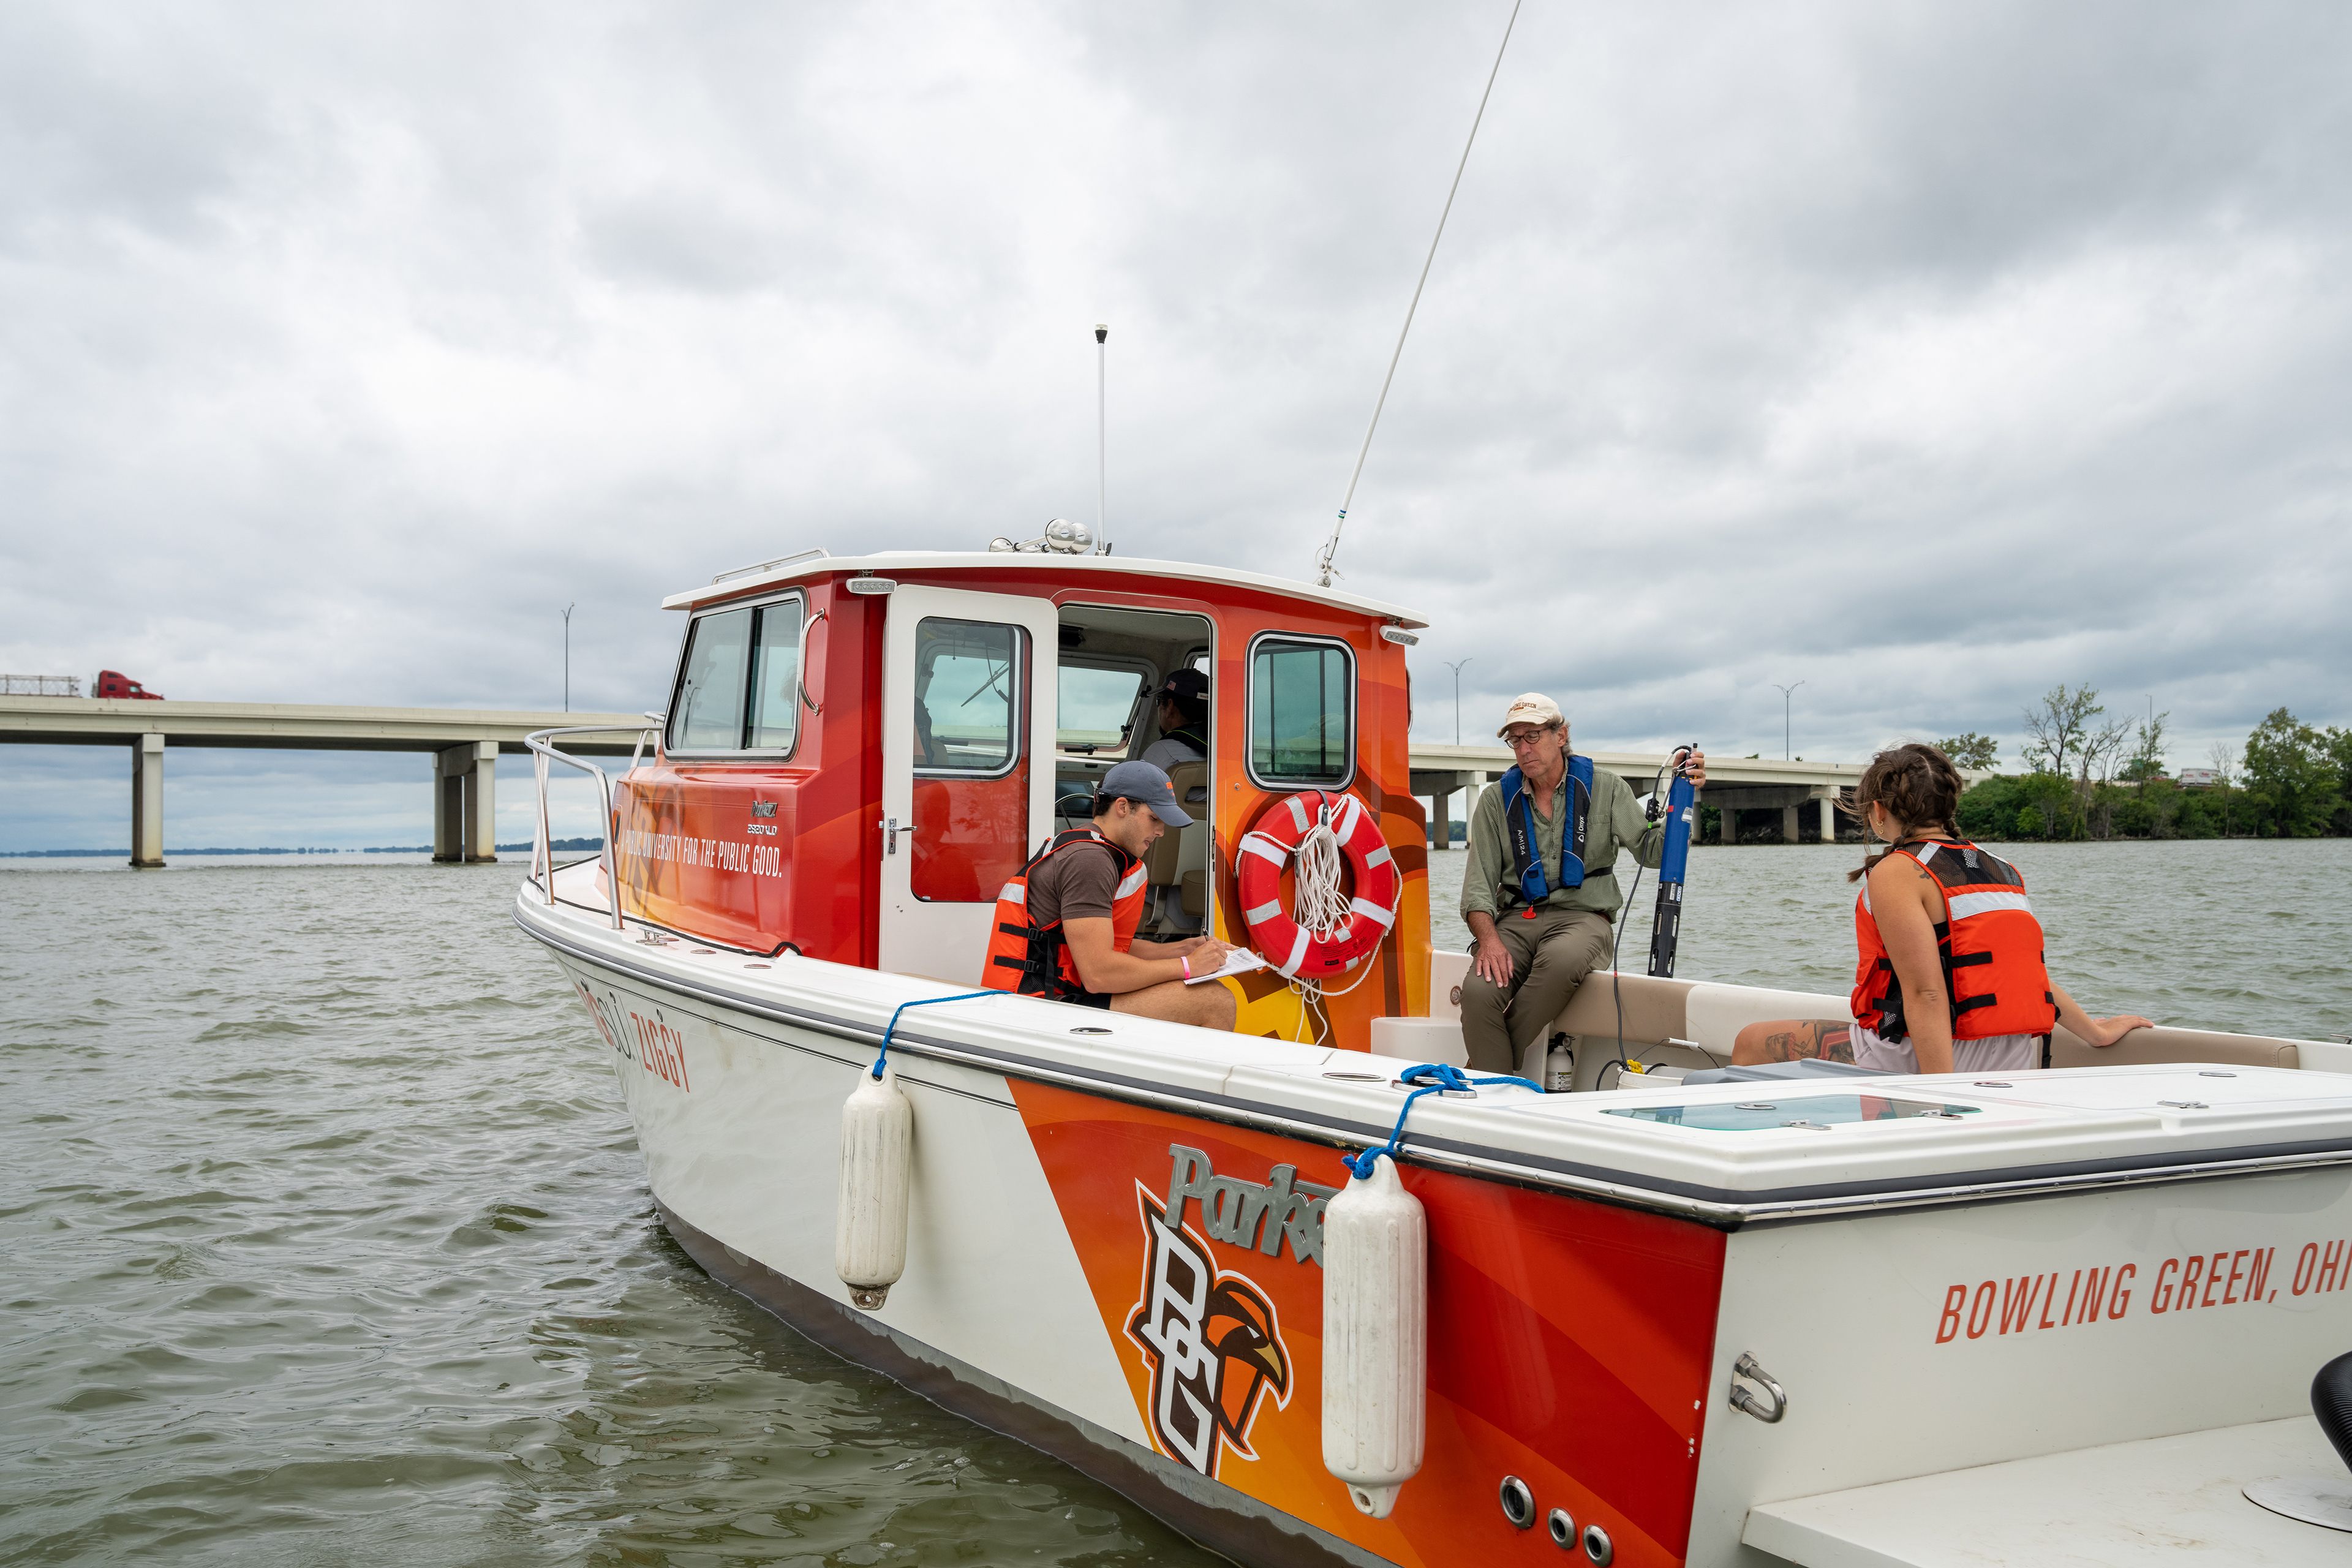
[878,585,1058,983]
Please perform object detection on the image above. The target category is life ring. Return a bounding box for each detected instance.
[1235,790,1402,979]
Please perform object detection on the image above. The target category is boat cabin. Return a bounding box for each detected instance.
[611,548,1434,1046]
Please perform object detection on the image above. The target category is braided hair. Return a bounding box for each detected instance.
[1845,742,1965,882]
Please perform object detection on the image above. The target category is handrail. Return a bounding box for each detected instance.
[629,714,663,775]
[797,608,826,714]
[711,546,829,585]
[524,723,660,930]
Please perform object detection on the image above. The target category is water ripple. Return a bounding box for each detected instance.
[0,862,1213,1567]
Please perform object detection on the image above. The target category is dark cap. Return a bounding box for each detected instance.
[1158,668,1209,704]
[1096,759,1193,827]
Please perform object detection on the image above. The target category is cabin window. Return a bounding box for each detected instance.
[914,619,1020,775]
[1058,665,1146,755]
[667,594,805,755]
[671,606,755,751]
[1248,634,1354,786]
[745,601,804,750]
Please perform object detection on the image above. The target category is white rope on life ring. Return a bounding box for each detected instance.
[1235,790,1402,981]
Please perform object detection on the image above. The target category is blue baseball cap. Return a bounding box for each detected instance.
[1098,759,1193,827]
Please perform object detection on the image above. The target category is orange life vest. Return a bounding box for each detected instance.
[982,829,1150,1001]
[1850,838,2057,1042]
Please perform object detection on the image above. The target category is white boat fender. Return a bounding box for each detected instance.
[835,989,1000,1312]
[1323,1062,1539,1518]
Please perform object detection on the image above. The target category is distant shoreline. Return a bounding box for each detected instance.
[1,839,605,858]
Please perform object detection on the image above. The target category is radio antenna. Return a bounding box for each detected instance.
[1316,0,1523,588]
[1095,323,1110,554]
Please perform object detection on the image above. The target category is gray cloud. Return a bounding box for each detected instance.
[2,0,2347,845]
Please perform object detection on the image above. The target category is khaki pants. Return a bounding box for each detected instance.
[1459,907,1614,1075]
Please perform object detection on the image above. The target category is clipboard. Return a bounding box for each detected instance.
[1185,948,1269,984]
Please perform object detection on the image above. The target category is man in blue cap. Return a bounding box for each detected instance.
[983,759,1239,1028]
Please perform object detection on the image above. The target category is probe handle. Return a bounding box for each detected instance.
[1646,748,1698,978]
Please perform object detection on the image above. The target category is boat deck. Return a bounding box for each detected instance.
[1746,1417,2346,1566]
[524,860,2352,1224]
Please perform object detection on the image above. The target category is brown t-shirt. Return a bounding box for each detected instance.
[1028,839,1126,932]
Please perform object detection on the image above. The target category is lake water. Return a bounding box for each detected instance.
[1,860,1208,1567]
[6,841,2348,1566]
[1429,839,2352,1041]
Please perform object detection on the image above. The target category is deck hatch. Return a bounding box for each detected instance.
[1606,1095,1986,1131]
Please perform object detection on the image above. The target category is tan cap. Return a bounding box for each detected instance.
[1496,693,1565,736]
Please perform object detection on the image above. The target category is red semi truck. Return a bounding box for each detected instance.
[94,670,164,700]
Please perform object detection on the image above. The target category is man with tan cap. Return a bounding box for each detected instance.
[1458,695,1707,1074]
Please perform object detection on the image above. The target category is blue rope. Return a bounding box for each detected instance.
[872,990,1000,1079]
[1345,1062,1544,1179]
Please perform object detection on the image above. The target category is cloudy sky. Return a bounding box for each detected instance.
[4,1,2348,850]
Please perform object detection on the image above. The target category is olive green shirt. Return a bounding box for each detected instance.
[1459,763,1665,922]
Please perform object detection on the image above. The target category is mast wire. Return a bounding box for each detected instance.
[1316,0,1525,588]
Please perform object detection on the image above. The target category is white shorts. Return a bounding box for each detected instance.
[1851,1025,2043,1075]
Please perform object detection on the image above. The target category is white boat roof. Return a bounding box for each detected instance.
[660,550,1429,627]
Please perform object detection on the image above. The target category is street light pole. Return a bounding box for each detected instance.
[1095,324,1109,552]
[564,603,576,712]
[1771,680,1805,760]
[1443,657,1473,745]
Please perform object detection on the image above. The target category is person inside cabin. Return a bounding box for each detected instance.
[1137,668,1210,774]
[1730,742,2152,1074]
[1459,695,1708,1075]
[983,760,1240,1029]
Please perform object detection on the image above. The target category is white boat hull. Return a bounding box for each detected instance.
[520,878,2352,1568]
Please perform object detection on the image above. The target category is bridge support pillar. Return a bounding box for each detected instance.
[1818,793,1837,845]
[434,742,498,863]
[130,733,165,867]
[1438,770,1479,850]
[1782,802,1801,843]
[1411,769,1479,851]
[1717,802,1736,845]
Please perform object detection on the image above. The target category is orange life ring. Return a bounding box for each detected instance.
[1235,790,1402,979]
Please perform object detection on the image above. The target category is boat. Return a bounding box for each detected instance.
[516,538,2352,1566]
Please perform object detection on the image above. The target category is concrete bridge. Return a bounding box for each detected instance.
[0,696,649,867]
[1408,742,1865,850]
[4,693,1873,867]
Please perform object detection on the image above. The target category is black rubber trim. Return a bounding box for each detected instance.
[519,907,2352,1225]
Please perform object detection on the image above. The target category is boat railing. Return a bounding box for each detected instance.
[524,718,663,930]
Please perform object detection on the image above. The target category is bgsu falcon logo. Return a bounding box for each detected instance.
[1125,1183,1292,1477]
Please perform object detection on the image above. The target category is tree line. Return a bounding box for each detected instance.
[1934,687,2352,842]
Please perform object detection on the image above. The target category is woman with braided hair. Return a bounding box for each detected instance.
[1731,742,2150,1075]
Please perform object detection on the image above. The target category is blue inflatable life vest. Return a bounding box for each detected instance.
[1498,756,1593,908]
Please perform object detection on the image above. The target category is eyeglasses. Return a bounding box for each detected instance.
[1503,729,1556,750]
